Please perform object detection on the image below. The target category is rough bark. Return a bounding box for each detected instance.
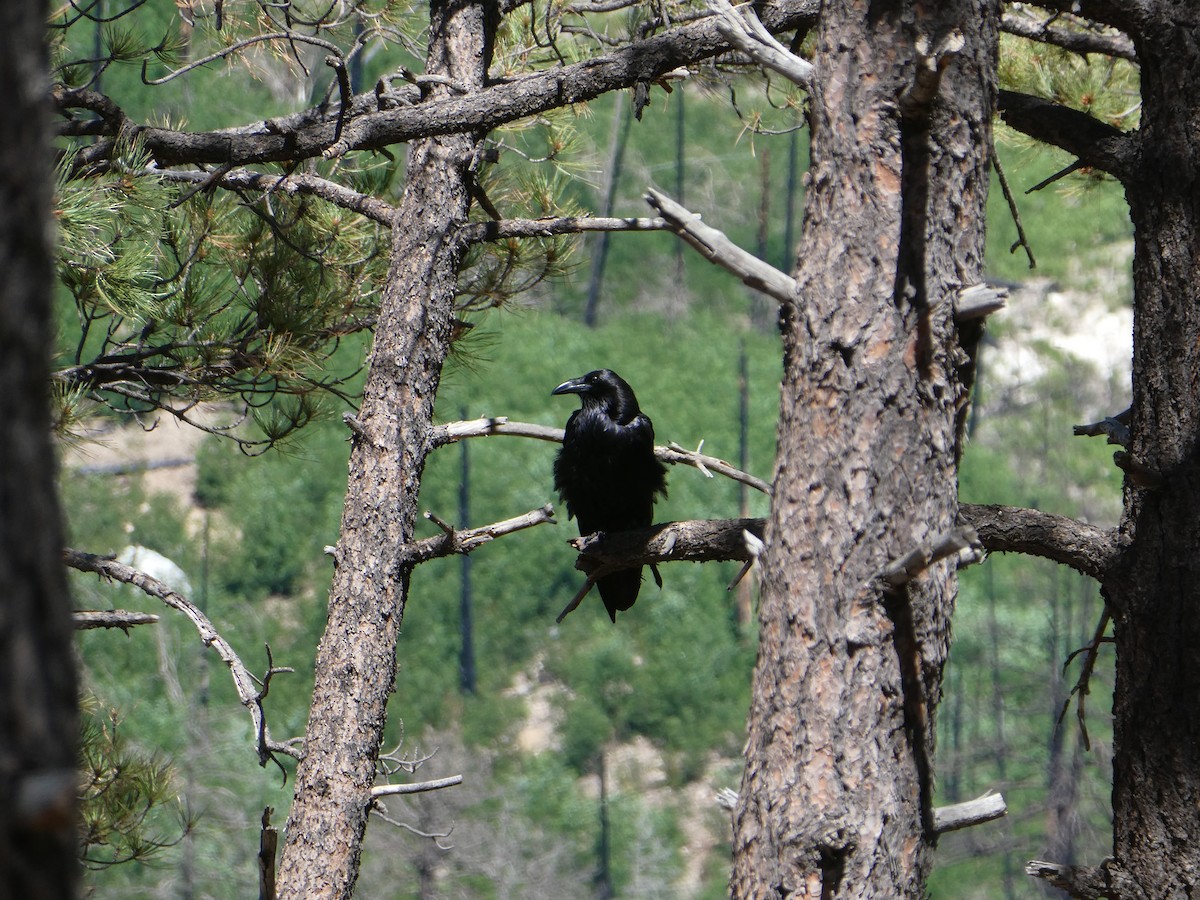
[0,0,80,895]
[273,1,493,896]
[1103,6,1200,896]
[730,1,996,896]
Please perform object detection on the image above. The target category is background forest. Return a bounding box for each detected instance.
[54,5,1132,896]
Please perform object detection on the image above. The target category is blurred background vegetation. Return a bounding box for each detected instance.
[53,4,1131,896]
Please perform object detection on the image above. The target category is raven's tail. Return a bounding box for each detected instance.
[597,567,643,623]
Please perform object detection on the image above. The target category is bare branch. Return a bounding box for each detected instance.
[370,802,455,849]
[555,576,598,624]
[898,31,966,120]
[395,504,558,567]
[1026,858,1147,900]
[1058,608,1112,751]
[157,168,397,225]
[877,526,983,587]
[63,548,303,766]
[370,775,464,798]
[458,215,668,244]
[1073,407,1131,446]
[954,283,1008,323]
[556,518,767,622]
[1001,10,1136,61]
[958,504,1118,581]
[430,416,772,494]
[645,187,798,304]
[991,146,1037,267]
[931,792,1008,835]
[708,0,814,89]
[73,609,160,629]
[571,517,766,572]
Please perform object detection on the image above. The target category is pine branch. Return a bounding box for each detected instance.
[53,0,820,169]
[997,89,1138,183]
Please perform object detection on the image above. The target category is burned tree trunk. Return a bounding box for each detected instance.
[731,1,997,895]
[0,0,80,895]
[1105,11,1200,897]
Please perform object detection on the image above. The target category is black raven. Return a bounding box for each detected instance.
[552,369,668,622]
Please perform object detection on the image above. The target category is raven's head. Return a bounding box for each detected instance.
[552,369,641,422]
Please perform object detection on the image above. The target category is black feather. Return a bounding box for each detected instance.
[552,369,668,622]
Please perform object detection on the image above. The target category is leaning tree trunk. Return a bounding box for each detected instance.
[0,0,80,895]
[1103,11,1200,896]
[730,1,996,896]
[275,2,493,896]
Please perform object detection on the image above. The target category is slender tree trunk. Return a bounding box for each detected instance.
[731,2,996,895]
[0,0,80,895]
[1103,11,1200,894]
[275,1,494,896]
[584,95,631,327]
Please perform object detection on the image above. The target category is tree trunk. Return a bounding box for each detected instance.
[1104,11,1200,895]
[275,2,493,896]
[730,2,996,896]
[0,0,80,895]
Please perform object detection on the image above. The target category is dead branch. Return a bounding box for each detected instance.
[259,807,278,900]
[1113,450,1163,488]
[877,526,984,587]
[157,168,397,225]
[958,504,1118,581]
[1073,407,1131,446]
[395,504,557,567]
[370,802,455,849]
[370,775,464,798]
[73,609,160,629]
[458,215,668,244]
[991,149,1037,268]
[644,187,798,304]
[954,283,1008,323]
[556,518,766,622]
[429,416,772,494]
[898,31,965,120]
[1001,10,1136,62]
[931,792,1008,835]
[1057,608,1113,751]
[63,548,303,767]
[571,518,766,573]
[708,0,815,89]
[1026,858,1146,900]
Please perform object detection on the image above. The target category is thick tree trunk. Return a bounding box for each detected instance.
[275,2,493,896]
[0,0,80,895]
[730,2,995,896]
[1104,11,1200,896]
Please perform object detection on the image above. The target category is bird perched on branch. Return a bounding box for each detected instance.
[552,369,668,622]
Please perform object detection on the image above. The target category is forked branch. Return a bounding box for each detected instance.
[63,548,303,769]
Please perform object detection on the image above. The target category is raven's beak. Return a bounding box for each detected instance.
[552,376,589,396]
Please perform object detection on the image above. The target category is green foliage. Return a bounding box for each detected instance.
[79,695,193,868]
